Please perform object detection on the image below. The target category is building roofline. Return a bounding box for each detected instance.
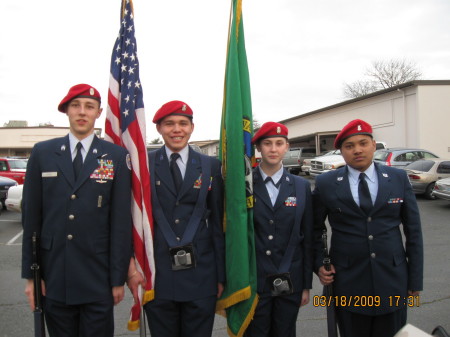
[280,80,450,124]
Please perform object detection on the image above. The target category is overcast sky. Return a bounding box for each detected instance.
[1,0,449,142]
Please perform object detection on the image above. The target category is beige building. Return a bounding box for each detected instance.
[190,140,220,157]
[0,126,102,157]
[280,80,450,158]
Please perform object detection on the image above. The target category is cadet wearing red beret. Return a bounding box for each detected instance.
[245,121,313,337]
[22,84,132,337]
[252,121,288,144]
[58,83,101,112]
[313,118,423,337]
[152,100,194,124]
[127,100,225,337]
[333,119,373,149]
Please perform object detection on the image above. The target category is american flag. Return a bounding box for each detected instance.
[104,0,155,330]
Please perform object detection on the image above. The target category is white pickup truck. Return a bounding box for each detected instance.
[309,142,387,176]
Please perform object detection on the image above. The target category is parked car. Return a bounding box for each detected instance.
[309,150,345,176]
[303,150,340,175]
[404,159,450,199]
[432,177,450,201]
[375,141,387,150]
[0,176,18,210]
[373,148,439,169]
[310,142,387,176]
[282,147,316,175]
[5,184,23,212]
[0,157,27,184]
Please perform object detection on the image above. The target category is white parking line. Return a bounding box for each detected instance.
[7,230,23,245]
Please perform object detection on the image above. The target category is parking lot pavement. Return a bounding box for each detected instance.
[1,195,449,336]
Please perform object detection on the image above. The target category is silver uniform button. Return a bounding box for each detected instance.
[268,235,273,240]
[175,201,179,206]
[269,220,274,225]
[67,234,73,240]
[367,217,372,222]
[69,214,75,220]
[176,237,181,242]
[371,253,376,258]
[174,219,180,224]
[368,235,374,240]
[71,194,76,200]
[266,250,271,256]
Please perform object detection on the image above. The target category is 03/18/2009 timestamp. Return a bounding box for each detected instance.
[313,295,420,307]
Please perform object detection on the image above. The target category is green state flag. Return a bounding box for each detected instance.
[216,1,258,336]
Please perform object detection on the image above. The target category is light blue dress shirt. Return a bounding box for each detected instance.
[347,162,378,206]
[165,145,189,179]
[69,132,95,162]
[259,165,284,206]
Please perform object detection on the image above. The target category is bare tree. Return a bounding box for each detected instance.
[253,118,261,131]
[343,59,422,98]
[38,122,54,127]
[3,120,28,127]
[150,137,162,144]
[367,59,422,89]
[343,80,379,99]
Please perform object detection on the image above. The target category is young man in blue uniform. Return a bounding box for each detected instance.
[22,84,133,337]
[313,119,423,337]
[244,122,313,337]
[127,100,225,337]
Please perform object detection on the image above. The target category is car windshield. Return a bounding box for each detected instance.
[302,149,317,158]
[327,150,340,156]
[316,150,340,157]
[373,150,389,161]
[8,159,27,169]
[405,160,434,172]
[423,152,439,159]
[283,150,300,159]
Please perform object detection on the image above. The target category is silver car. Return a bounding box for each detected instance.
[404,159,450,199]
[432,177,450,201]
[373,148,439,168]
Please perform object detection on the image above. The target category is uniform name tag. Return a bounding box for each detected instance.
[42,172,58,177]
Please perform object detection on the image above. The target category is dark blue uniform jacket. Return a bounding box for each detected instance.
[253,168,313,296]
[21,135,132,305]
[313,163,423,315]
[149,146,225,302]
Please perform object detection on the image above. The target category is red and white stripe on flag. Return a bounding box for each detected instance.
[105,0,155,331]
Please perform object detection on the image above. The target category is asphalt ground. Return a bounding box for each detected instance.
[0,178,449,336]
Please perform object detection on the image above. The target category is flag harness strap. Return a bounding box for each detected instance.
[263,176,304,275]
[149,151,211,247]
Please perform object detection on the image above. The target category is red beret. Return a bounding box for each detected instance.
[334,119,373,149]
[252,122,288,144]
[58,84,101,112]
[153,100,193,124]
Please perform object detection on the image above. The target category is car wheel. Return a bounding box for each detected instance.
[424,183,436,200]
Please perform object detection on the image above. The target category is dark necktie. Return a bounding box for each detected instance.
[264,176,281,188]
[358,173,372,214]
[73,142,83,180]
[170,153,183,193]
